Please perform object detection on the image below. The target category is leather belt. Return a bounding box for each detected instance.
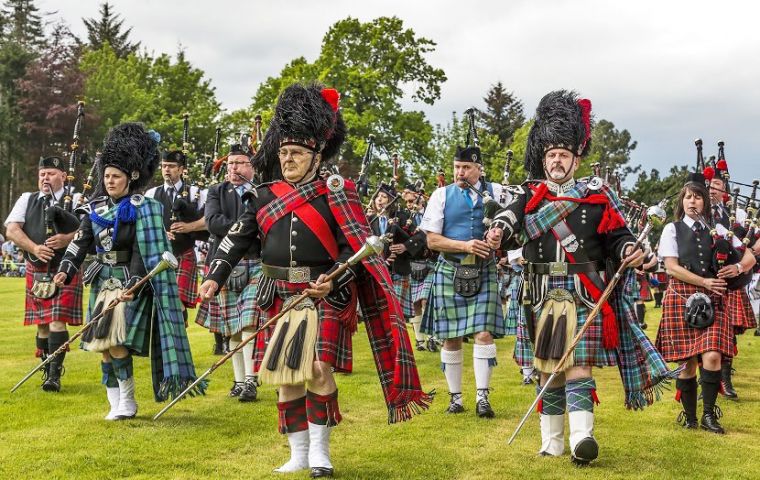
[261,264,331,283]
[526,260,605,276]
[96,251,130,265]
[442,253,470,265]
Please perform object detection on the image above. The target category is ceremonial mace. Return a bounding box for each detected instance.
[507,201,667,445]
[11,252,179,393]
[153,236,385,420]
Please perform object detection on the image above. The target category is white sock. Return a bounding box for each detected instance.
[229,338,245,383]
[522,366,535,380]
[410,315,424,342]
[473,344,497,400]
[440,348,463,404]
[241,329,256,381]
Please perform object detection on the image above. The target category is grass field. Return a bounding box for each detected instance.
[0,277,758,479]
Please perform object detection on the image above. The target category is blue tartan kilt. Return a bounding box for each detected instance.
[421,257,505,339]
[392,273,414,318]
[504,275,522,335]
[411,263,434,304]
[513,275,617,370]
[215,259,261,336]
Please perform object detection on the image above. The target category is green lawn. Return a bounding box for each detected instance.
[1,277,758,479]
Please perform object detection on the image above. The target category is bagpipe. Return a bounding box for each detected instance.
[48,102,85,231]
[168,113,204,224]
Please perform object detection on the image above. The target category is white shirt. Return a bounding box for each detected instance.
[658,215,742,259]
[420,181,507,234]
[4,188,81,226]
[145,180,207,209]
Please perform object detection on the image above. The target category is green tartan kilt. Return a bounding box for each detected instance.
[215,259,262,336]
[421,258,505,339]
[85,265,153,356]
[513,275,617,370]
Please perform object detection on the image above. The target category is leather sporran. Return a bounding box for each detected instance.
[453,265,482,297]
[685,292,714,329]
[31,273,58,299]
[225,265,248,293]
[410,261,430,282]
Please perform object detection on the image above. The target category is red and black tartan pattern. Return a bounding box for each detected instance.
[277,395,308,434]
[24,262,83,326]
[725,288,756,334]
[175,249,199,308]
[253,279,356,375]
[636,273,652,301]
[655,278,734,362]
[306,390,342,427]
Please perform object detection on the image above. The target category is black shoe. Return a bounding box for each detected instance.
[238,378,258,402]
[229,382,244,397]
[720,363,738,400]
[445,393,464,414]
[571,437,599,466]
[475,395,495,419]
[676,410,698,429]
[415,340,426,352]
[701,407,725,434]
[42,363,63,392]
[521,376,534,386]
[310,467,334,478]
[426,337,438,352]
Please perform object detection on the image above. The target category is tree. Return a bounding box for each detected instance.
[0,0,45,222]
[587,119,637,181]
[480,82,524,148]
[82,2,139,58]
[247,16,446,180]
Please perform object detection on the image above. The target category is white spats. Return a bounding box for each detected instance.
[274,430,309,473]
[569,410,598,463]
[115,377,137,420]
[308,423,333,470]
[229,338,245,383]
[104,387,120,421]
[539,414,565,456]
[473,343,497,399]
[440,349,464,404]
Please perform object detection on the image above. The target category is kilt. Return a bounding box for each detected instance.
[392,273,414,319]
[725,287,756,334]
[411,263,434,304]
[195,264,221,332]
[504,275,522,335]
[655,278,734,362]
[85,265,152,356]
[24,262,83,326]
[176,249,199,309]
[253,279,356,374]
[636,273,652,301]
[653,271,669,290]
[214,259,261,337]
[514,274,617,369]
[421,257,505,339]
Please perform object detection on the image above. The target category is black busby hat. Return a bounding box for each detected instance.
[38,156,65,171]
[455,146,482,164]
[99,123,161,192]
[253,82,346,182]
[162,149,187,166]
[377,181,397,199]
[228,143,251,157]
[686,171,707,187]
[525,90,593,180]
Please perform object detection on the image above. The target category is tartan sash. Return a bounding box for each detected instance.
[257,180,339,260]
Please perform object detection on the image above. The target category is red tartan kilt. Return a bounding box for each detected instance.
[637,275,653,301]
[653,272,669,288]
[176,249,199,308]
[725,288,757,334]
[655,278,734,362]
[24,262,83,326]
[253,279,357,375]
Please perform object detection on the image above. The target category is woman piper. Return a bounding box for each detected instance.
[655,174,755,433]
[54,123,205,420]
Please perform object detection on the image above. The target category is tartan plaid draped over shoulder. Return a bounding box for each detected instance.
[258,179,433,423]
[134,198,207,401]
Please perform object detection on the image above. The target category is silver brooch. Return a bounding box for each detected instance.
[130,171,140,180]
[587,177,603,191]
[327,174,344,192]
[130,194,144,206]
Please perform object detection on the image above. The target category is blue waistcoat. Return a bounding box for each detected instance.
[442,182,494,257]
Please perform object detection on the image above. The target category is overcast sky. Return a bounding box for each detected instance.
[38,0,760,189]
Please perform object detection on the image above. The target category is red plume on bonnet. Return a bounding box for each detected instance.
[716,159,728,171]
[321,88,340,112]
[578,98,592,147]
[703,166,715,182]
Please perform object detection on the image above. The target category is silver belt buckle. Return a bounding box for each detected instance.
[102,251,118,265]
[548,262,569,276]
[101,277,123,291]
[560,234,579,253]
[288,266,311,283]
